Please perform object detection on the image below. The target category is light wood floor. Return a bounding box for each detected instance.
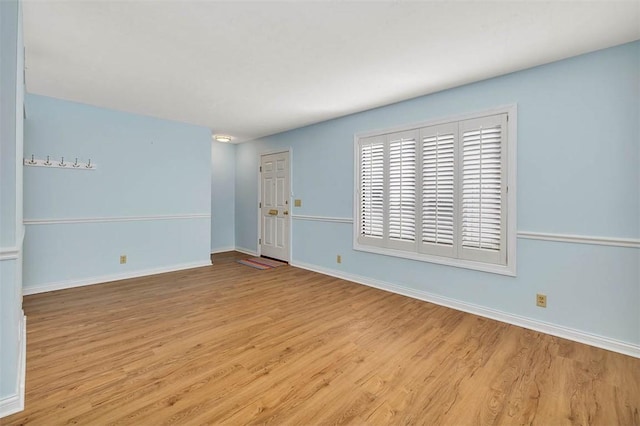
[3,251,639,425]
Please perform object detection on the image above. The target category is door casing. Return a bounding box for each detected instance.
[257,148,292,261]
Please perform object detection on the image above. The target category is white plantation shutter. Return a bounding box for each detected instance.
[355,108,513,274]
[459,114,507,265]
[388,131,417,248]
[420,123,456,257]
[359,137,385,244]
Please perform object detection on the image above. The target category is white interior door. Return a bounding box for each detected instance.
[260,152,290,261]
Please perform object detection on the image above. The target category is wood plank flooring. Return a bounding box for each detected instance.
[2,251,639,425]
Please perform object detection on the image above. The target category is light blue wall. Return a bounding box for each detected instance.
[23,94,211,291]
[211,141,235,252]
[0,0,18,248]
[0,0,24,402]
[235,41,640,345]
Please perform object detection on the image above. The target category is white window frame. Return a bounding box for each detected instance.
[353,105,517,276]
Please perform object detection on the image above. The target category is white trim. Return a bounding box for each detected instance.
[0,315,26,419]
[24,213,210,225]
[234,247,259,257]
[506,106,518,273]
[210,246,237,254]
[0,394,22,419]
[22,261,212,295]
[518,231,640,249]
[354,244,516,276]
[291,214,353,224]
[257,155,261,257]
[355,104,519,140]
[289,214,638,250]
[290,260,640,359]
[0,247,19,261]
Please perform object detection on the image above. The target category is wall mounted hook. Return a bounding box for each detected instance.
[24,155,96,170]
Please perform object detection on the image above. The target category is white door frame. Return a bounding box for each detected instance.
[257,148,293,260]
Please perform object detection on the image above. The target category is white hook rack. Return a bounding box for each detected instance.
[24,155,97,170]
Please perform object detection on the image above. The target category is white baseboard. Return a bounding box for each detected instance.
[0,314,26,418]
[23,261,212,295]
[210,246,237,254]
[290,260,640,359]
[234,247,259,257]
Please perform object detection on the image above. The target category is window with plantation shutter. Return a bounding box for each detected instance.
[355,106,516,276]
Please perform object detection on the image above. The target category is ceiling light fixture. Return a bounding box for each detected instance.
[213,134,232,143]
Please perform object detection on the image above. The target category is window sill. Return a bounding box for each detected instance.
[353,242,516,277]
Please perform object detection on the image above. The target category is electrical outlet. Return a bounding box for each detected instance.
[336,255,342,264]
[120,255,127,264]
[536,293,547,308]
[294,199,302,207]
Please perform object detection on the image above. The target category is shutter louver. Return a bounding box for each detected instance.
[389,136,416,242]
[360,142,384,238]
[422,130,455,247]
[462,124,502,251]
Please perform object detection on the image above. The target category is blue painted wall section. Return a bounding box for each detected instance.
[235,41,640,346]
[23,94,212,291]
[0,0,25,406]
[211,141,236,252]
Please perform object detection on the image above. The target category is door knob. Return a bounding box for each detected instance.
[284,210,289,215]
[268,209,278,215]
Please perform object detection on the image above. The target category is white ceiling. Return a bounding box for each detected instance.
[23,1,640,143]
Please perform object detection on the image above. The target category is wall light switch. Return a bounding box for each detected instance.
[294,199,302,207]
